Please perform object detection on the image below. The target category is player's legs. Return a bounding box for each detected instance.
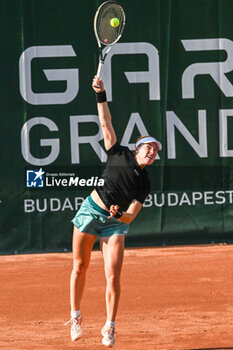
[99,234,125,347]
[70,226,96,312]
[99,234,125,322]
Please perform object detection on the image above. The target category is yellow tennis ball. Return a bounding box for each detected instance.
[110,17,120,27]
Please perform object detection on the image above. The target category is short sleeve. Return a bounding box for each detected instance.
[106,142,128,156]
[106,142,120,155]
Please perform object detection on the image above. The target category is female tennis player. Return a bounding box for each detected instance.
[66,76,162,348]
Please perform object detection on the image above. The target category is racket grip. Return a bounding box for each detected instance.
[96,60,104,81]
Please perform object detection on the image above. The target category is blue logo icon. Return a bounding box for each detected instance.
[26,168,45,188]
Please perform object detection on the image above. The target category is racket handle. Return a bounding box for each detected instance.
[97,60,104,81]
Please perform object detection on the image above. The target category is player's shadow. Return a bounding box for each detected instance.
[186,348,233,350]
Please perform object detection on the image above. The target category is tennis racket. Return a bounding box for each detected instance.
[94,1,126,82]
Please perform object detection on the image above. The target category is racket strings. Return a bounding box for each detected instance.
[96,3,125,45]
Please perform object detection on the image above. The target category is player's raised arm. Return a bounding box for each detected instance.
[92,76,117,151]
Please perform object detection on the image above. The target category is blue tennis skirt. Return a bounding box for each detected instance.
[72,196,129,237]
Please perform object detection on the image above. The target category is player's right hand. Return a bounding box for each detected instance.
[92,75,104,92]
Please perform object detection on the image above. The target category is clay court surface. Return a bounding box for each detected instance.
[0,244,233,350]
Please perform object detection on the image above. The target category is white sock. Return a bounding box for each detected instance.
[71,310,81,319]
[106,320,115,328]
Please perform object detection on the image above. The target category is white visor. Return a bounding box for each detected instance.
[135,136,162,151]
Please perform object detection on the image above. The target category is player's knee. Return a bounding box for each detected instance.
[72,259,89,276]
[106,271,121,290]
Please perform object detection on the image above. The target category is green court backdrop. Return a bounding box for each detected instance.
[0,0,233,253]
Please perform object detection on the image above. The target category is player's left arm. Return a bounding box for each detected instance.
[108,199,143,224]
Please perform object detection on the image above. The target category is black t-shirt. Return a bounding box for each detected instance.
[96,142,150,211]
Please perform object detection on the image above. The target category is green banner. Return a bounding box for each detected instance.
[1,0,233,253]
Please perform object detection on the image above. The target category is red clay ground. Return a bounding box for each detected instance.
[0,244,233,350]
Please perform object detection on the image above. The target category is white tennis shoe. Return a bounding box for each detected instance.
[101,324,116,348]
[65,316,83,341]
